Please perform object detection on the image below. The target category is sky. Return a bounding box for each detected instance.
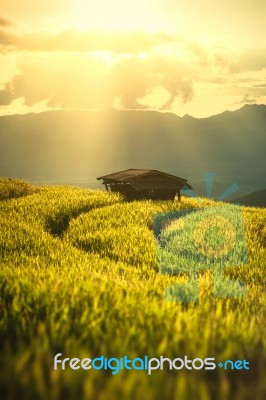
[0,0,266,117]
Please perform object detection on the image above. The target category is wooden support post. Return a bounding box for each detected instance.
[177,190,181,201]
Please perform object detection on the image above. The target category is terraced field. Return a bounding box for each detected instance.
[0,181,265,400]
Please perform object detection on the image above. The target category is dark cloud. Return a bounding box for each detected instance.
[253,83,266,88]
[0,16,12,27]
[0,83,13,105]
[0,29,16,46]
[233,94,260,105]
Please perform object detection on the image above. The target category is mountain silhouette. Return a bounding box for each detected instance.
[230,189,266,207]
[0,104,265,195]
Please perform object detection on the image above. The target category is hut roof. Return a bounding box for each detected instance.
[97,168,189,184]
[130,180,186,191]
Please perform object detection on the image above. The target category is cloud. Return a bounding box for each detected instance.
[233,94,260,105]
[3,27,264,114]
[0,83,13,105]
[141,56,195,109]
[0,26,264,118]
[188,43,209,67]
[0,29,175,53]
[0,15,12,27]
[253,83,266,88]
[111,60,149,108]
[160,78,194,110]
[0,29,16,47]
[0,52,196,111]
[230,48,266,73]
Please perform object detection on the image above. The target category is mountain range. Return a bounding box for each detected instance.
[0,104,265,197]
[230,189,266,207]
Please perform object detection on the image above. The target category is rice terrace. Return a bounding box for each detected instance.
[0,178,265,400]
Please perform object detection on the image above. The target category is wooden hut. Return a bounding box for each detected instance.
[97,168,191,201]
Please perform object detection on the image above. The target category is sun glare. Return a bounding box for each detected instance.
[69,0,161,32]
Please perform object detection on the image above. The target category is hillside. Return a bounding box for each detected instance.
[0,104,265,196]
[231,189,266,207]
[0,181,265,399]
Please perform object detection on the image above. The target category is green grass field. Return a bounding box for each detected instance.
[0,180,265,400]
